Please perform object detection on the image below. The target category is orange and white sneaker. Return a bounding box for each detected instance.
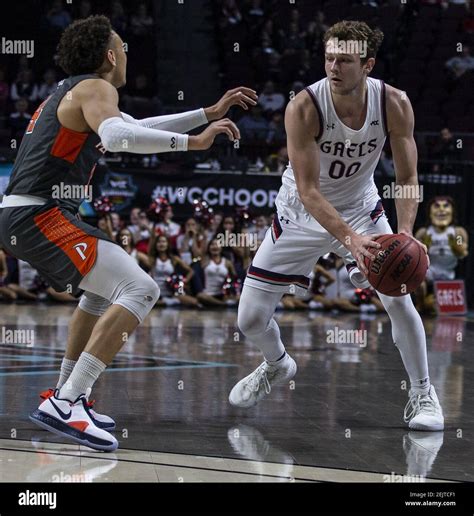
[30,390,118,452]
[40,388,115,430]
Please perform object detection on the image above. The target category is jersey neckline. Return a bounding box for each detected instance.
[325,78,370,134]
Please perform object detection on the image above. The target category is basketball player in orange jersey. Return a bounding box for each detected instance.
[0,15,257,451]
[230,21,444,432]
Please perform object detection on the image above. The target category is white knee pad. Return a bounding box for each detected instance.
[378,292,413,315]
[79,291,111,317]
[113,273,160,323]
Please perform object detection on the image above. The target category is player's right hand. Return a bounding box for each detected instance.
[189,119,240,150]
[347,233,382,275]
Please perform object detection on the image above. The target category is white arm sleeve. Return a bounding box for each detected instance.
[121,108,208,133]
[98,117,189,154]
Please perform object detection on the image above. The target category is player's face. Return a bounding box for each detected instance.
[430,200,453,228]
[325,39,366,95]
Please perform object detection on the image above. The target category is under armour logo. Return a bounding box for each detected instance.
[279,216,290,224]
[370,120,379,126]
[73,242,88,260]
[170,136,176,149]
[326,123,335,130]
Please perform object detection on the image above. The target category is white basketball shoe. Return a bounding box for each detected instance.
[404,385,444,431]
[30,391,118,452]
[229,353,297,408]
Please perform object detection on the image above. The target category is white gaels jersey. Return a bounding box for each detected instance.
[426,225,458,280]
[282,77,388,210]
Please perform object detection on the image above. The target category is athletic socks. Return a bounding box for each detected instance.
[56,358,76,390]
[58,352,106,402]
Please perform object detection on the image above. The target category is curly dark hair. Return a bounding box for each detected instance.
[57,15,113,75]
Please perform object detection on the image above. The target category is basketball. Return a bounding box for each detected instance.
[364,234,428,297]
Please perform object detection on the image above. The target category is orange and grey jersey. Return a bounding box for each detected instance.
[282,77,387,211]
[5,74,104,213]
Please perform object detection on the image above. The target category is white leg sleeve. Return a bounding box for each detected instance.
[377,292,430,391]
[78,291,110,317]
[237,285,285,362]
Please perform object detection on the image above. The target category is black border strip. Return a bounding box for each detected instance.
[380,80,388,137]
[304,86,324,141]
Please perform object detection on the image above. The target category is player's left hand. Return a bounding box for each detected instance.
[399,230,430,268]
[206,87,258,120]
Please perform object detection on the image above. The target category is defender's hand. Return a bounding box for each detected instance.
[205,87,258,120]
[189,119,240,150]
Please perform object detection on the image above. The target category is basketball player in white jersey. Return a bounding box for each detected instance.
[229,21,444,431]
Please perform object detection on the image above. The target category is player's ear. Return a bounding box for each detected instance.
[364,57,375,75]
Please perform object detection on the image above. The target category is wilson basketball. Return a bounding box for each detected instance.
[363,234,428,296]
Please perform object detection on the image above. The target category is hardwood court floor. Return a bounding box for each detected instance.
[0,303,472,482]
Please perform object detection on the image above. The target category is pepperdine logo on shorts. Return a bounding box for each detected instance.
[1,37,34,58]
[326,38,367,59]
[370,238,402,274]
[151,185,278,208]
[18,490,57,509]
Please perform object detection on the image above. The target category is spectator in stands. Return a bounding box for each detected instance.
[0,247,17,301]
[221,0,243,26]
[195,238,239,307]
[121,73,161,118]
[8,98,31,143]
[130,3,154,37]
[37,69,58,101]
[281,20,305,52]
[127,207,152,248]
[247,0,265,20]
[97,214,115,239]
[45,0,72,31]
[238,105,269,142]
[110,0,128,34]
[10,70,39,104]
[115,228,149,269]
[0,68,9,114]
[266,111,286,144]
[264,145,288,174]
[258,81,285,114]
[148,234,199,307]
[207,211,223,242]
[290,81,305,96]
[75,0,92,19]
[177,217,207,265]
[156,206,181,240]
[110,212,123,234]
[430,127,462,172]
[445,45,474,79]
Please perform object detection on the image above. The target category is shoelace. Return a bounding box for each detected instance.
[404,391,437,422]
[248,363,272,395]
[40,389,96,409]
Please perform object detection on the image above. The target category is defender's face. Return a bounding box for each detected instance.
[325,38,366,95]
[430,200,453,228]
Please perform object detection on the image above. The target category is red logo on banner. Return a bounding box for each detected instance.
[434,280,467,315]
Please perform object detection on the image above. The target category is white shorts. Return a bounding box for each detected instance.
[244,184,393,295]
